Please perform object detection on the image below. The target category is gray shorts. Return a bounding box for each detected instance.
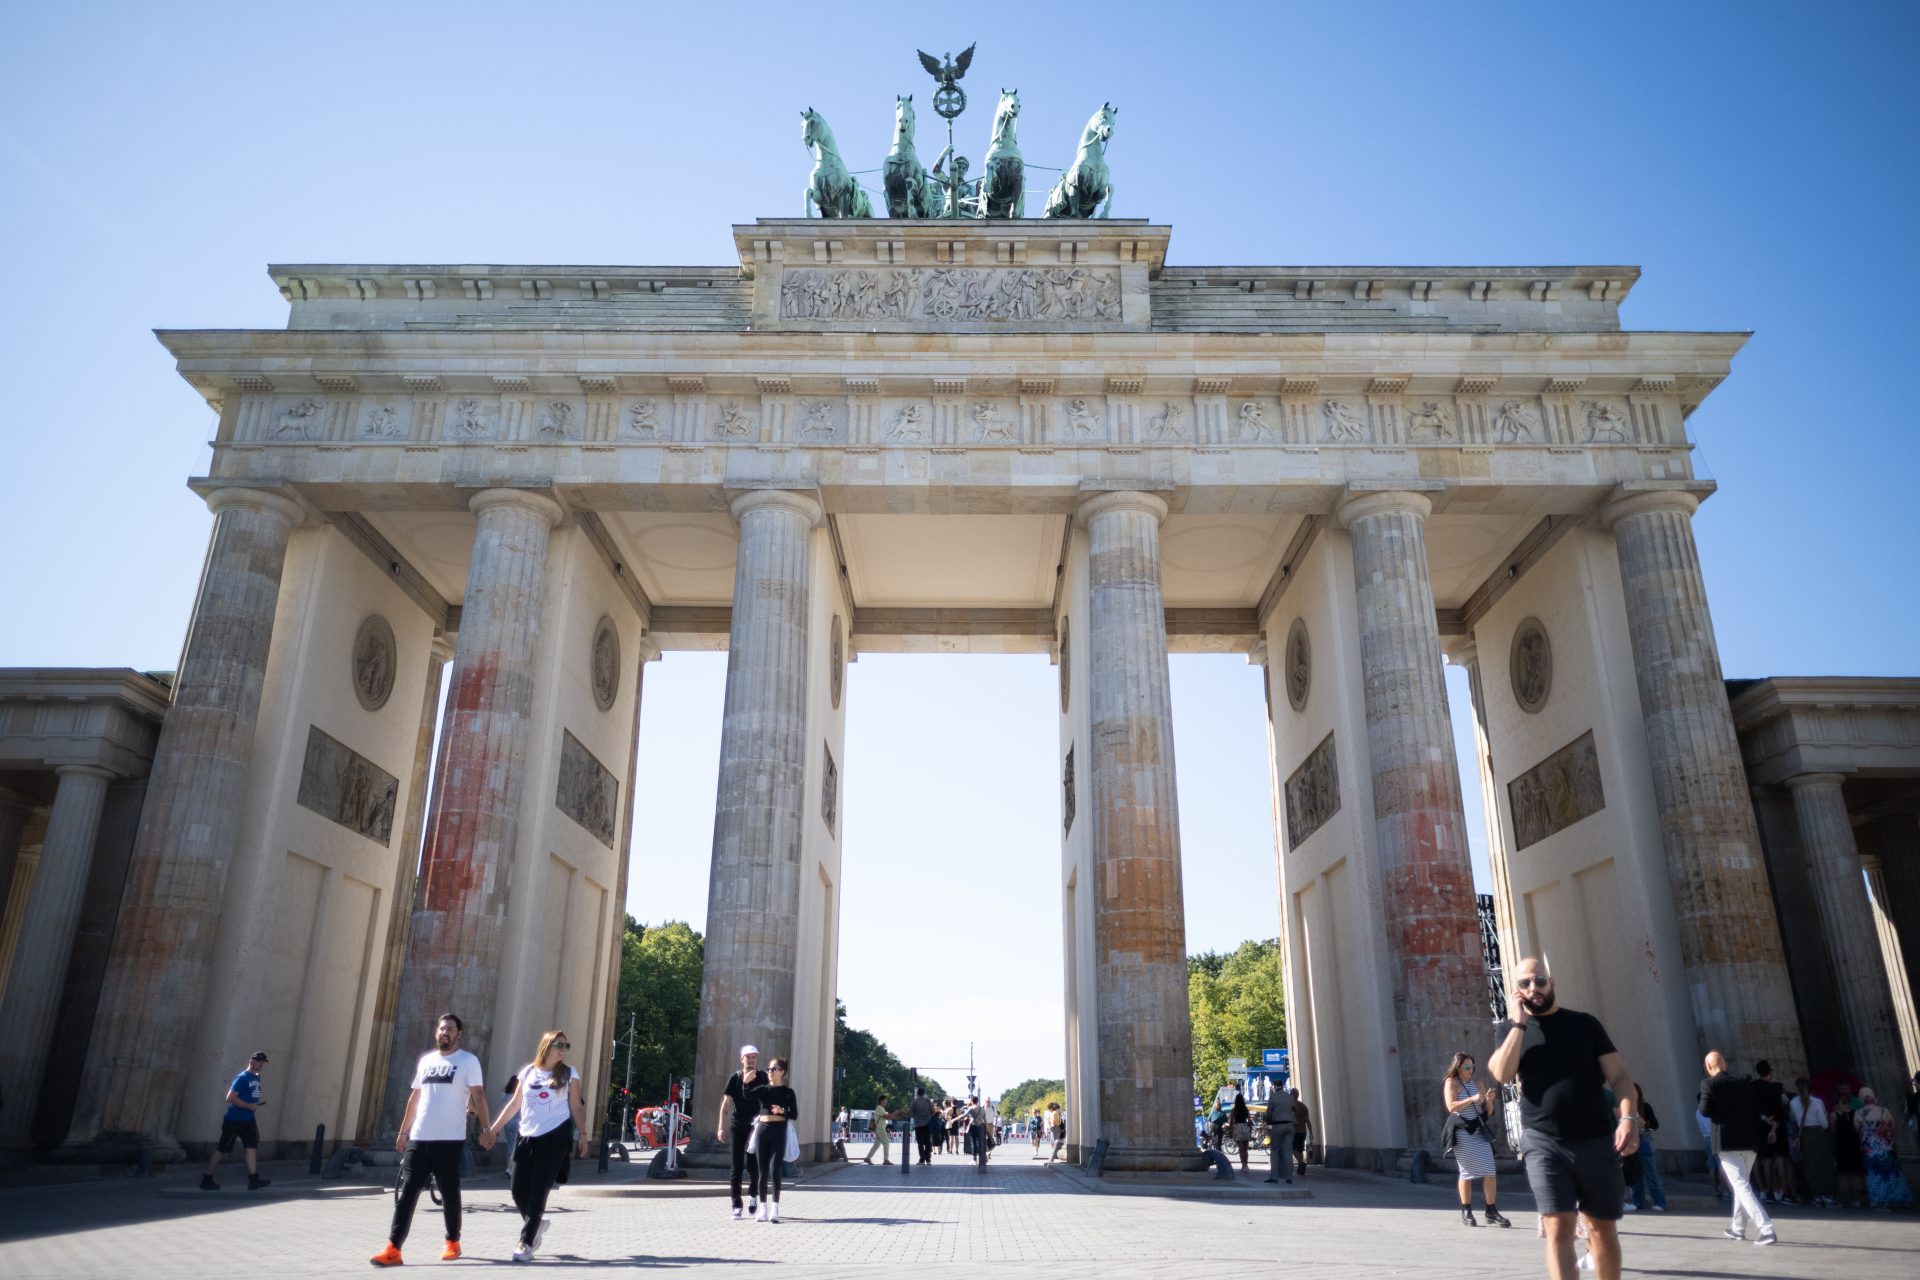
[1520,1130,1623,1220]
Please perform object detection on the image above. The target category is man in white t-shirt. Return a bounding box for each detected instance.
[371,1013,490,1267]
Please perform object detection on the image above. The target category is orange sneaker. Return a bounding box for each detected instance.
[369,1243,403,1267]
[441,1241,461,1261]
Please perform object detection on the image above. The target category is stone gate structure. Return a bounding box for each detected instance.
[21,214,1880,1171]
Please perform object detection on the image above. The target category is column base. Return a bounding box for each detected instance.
[1098,1144,1211,1173]
[52,1131,186,1166]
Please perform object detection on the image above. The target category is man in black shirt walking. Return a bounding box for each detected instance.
[1487,957,1641,1280]
[1698,1051,1777,1245]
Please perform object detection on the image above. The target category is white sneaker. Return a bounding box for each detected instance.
[1723,1227,1744,1241]
[769,1202,781,1223]
[757,1202,771,1222]
[730,1206,743,1220]
[1622,1202,1638,1212]
[512,1245,534,1263]
[533,1219,549,1253]
[1651,1204,1667,1212]
[1577,1253,1595,1271]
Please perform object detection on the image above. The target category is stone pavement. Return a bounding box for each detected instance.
[0,1150,1915,1278]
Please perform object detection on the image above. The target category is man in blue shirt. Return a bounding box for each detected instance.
[200,1052,270,1190]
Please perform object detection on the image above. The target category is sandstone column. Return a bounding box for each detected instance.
[1873,815,1920,1017]
[1335,490,1485,1152]
[691,490,821,1133]
[62,486,303,1159]
[383,491,562,1107]
[360,633,452,1144]
[0,765,114,1144]
[1079,490,1205,1172]
[1603,488,1802,1071]
[1784,774,1909,1094]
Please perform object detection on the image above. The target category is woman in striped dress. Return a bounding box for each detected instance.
[1444,1052,1510,1227]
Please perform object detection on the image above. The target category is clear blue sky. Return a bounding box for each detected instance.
[3,1,1915,1098]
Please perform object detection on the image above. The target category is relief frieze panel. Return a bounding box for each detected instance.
[1284,731,1340,849]
[1507,729,1606,852]
[556,729,619,848]
[778,266,1121,324]
[296,724,398,845]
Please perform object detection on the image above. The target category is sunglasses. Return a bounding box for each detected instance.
[554,1042,570,1051]
[1515,977,1551,989]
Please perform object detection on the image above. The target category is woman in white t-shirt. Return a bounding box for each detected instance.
[483,1030,588,1262]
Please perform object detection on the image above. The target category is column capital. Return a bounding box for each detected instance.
[429,634,456,665]
[1075,489,1169,527]
[202,485,306,528]
[1443,636,1480,668]
[636,634,664,664]
[52,763,116,784]
[1784,771,1850,792]
[1334,488,1432,528]
[469,487,565,528]
[1600,485,1700,529]
[727,487,824,527]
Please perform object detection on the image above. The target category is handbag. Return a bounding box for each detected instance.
[784,1123,801,1163]
[1231,1122,1252,1142]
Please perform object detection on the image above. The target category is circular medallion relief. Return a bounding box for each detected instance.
[1059,617,1072,713]
[1510,617,1552,714]
[829,615,845,710]
[1285,617,1311,712]
[591,616,620,711]
[352,614,397,712]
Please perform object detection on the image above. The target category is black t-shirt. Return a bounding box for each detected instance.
[1498,1008,1618,1142]
[725,1071,768,1131]
[1700,1073,1762,1152]
[750,1083,798,1127]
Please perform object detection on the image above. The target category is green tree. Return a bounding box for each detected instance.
[1188,938,1287,1103]
[607,918,704,1114]
[997,1077,1065,1119]
[832,1000,947,1111]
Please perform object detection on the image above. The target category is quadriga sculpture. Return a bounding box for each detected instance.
[1043,103,1117,219]
[882,95,939,219]
[977,89,1024,218]
[802,107,873,219]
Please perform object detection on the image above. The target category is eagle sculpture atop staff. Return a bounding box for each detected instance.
[918,43,976,121]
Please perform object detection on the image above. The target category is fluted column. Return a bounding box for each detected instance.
[0,765,114,1144]
[1603,488,1802,1071]
[1874,815,1920,1019]
[0,793,30,924]
[1785,774,1909,1096]
[1080,491,1205,1172]
[1337,491,1485,1151]
[362,633,453,1143]
[383,491,562,1102]
[62,486,303,1159]
[691,490,821,1136]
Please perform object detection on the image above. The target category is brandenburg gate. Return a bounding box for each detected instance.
[39,213,1801,1172]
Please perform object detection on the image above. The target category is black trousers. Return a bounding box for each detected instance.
[756,1122,787,1202]
[510,1126,571,1247]
[390,1140,464,1247]
[729,1125,762,1207]
[915,1124,933,1163]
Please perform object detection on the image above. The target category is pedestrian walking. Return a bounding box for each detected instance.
[371,1013,489,1267]
[748,1058,798,1222]
[911,1087,935,1164]
[481,1029,589,1262]
[717,1045,769,1215]
[1487,957,1641,1280]
[1229,1092,1252,1171]
[1626,1084,1667,1212]
[1789,1076,1835,1206]
[199,1051,271,1191]
[1290,1089,1312,1176]
[1046,1101,1066,1162]
[1698,1050,1777,1246]
[1442,1052,1508,1226]
[1855,1087,1915,1210]
[1263,1087,1295,1185]
[1029,1107,1044,1157]
[865,1094,895,1165]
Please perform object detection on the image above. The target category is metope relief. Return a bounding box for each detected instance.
[624,399,664,437]
[1494,400,1541,443]
[360,401,403,439]
[1060,398,1102,440]
[297,725,398,845]
[778,266,1121,324]
[796,399,840,441]
[536,400,576,440]
[1284,731,1340,849]
[969,401,1018,441]
[1236,401,1275,441]
[1507,730,1605,852]
[276,398,325,440]
[556,729,618,848]
[1583,400,1630,443]
[1510,617,1552,714]
[1147,401,1188,441]
[1285,618,1311,712]
[885,403,927,441]
[352,614,397,711]
[1405,399,1457,442]
[1321,400,1368,442]
[711,401,755,439]
[447,398,491,439]
[590,616,620,712]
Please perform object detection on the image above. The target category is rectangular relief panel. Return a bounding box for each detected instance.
[1285,731,1340,849]
[297,725,398,845]
[1507,729,1606,852]
[821,742,838,835]
[556,730,618,848]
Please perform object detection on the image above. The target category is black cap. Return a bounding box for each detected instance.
[249,1051,269,1062]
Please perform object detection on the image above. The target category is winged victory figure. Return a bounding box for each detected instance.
[917,43,976,89]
